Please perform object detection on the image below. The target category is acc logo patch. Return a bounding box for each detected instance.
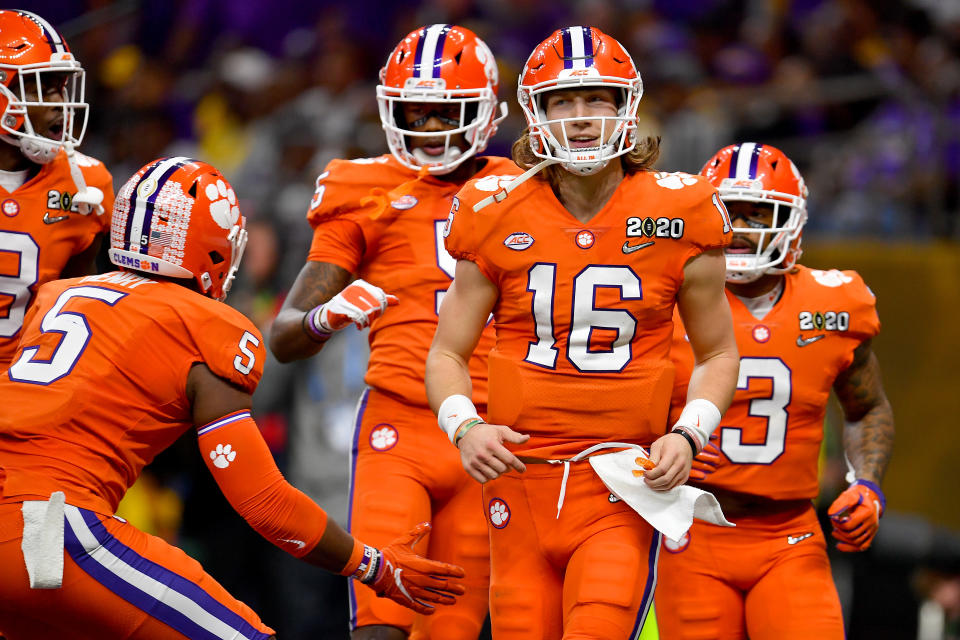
[663,531,691,553]
[810,269,853,288]
[575,229,595,249]
[503,232,534,251]
[370,423,398,451]
[2,198,19,217]
[752,324,771,343]
[391,195,418,210]
[489,498,511,529]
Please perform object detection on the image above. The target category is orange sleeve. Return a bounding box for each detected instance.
[444,183,500,285]
[306,216,365,274]
[190,306,265,394]
[198,411,329,559]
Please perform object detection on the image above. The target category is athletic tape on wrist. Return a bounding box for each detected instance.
[437,394,481,443]
[673,398,722,450]
[303,306,332,343]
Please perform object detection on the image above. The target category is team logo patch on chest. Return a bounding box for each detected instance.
[2,198,19,217]
[663,531,691,553]
[369,423,398,451]
[752,324,771,343]
[503,232,534,250]
[488,497,511,529]
[391,195,418,210]
[575,229,595,249]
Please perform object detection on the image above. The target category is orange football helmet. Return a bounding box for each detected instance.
[701,142,808,282]
[0,10,87,164]
[518,26,643,175]
[377,24,506,174]
[109,158,248,301]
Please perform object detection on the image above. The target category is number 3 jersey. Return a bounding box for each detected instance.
[0,273,265,515]
[305,154,516,407]
[669,265,880,501]
[446,170,732,459]
[0,151,115,366]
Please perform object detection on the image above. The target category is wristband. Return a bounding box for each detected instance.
[345,543,381,584]
[453,418,484,447]
[673,398,722,450]
[437,394,481,443]
[302,306,332,343]
[851,479,886,516]
[671,427,699,457]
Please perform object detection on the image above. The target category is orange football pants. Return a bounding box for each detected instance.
[483,462,660,640]
[348,388,489,639]
[0,500,274,640]
[655,504,844,640]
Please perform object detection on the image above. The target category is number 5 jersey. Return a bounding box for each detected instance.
[0,272,265,515]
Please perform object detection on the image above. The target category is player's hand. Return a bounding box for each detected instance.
[457,423,529,483]
[644,433,694,491]
[311,279,399,332]
[688,435,722,482]
[827,480,885,552]
[370,523,466,615]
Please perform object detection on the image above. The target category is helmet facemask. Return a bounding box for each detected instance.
[721,186,807,283]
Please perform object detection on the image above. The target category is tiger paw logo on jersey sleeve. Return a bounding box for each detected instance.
[489,498,511,529]
[810,269,853,288]
[370,424,398,451]
[210,444,237,469]
[653,171,698,190]
[474,175,517,192]
[206,179,240,229]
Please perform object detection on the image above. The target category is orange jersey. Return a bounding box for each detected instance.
[447,170,732,458]
[0,150,114,366]
[669,265,880,500]
[306,154,516,407]
[0,272,265,515]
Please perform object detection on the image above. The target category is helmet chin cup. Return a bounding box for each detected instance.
[411,145,463,175]
[16,134,60,164]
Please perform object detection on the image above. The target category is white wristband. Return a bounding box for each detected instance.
[673,398,722,450]
[437,394,481,443]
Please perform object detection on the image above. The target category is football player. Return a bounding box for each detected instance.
[0,158,465,640]
[0,9,114,369]
[267,24,510,640]
[425,26,739,639]
[655,143,895,639]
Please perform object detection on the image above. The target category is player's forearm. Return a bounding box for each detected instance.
[842,400,894,485]
[268,261,352,362]
[685,349,739,416]
[268,307,328,362]
[425,348,474,414]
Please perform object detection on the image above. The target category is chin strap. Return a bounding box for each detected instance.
[472,158,557,212]
[63,141,104,216]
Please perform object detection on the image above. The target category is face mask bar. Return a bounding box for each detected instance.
[0,62,87,163]
[721,187,807,282]
[376,86,506,174]
[220,223,248,301]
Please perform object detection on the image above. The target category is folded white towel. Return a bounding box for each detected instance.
[21,491,66,589]
[589,447,734,542]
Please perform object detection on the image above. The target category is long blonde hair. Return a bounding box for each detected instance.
[511,129,660,186]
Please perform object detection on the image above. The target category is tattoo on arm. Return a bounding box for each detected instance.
[833,339,895,485]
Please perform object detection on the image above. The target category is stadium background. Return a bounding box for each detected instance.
[22,0,960,638]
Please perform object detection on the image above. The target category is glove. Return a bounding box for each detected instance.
[827,479,885,552]
[368,522,466,615]
[310,279,398,333]
[688,435,723,482]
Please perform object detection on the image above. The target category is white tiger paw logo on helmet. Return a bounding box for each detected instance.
[206,179,240,229]
[654,171,698,190]
[210,443,237,469]
[489,498,510,529]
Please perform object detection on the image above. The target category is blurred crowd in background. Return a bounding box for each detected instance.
[22,0,960,638]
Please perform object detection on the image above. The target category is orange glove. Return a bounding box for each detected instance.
[309,279,398,334]
[367,523,466,615]
[688,435,723,482]
[827,480,885,552]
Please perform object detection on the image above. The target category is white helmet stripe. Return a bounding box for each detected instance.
[416,24,449,79]
[569,26,588,69]
[127,156,190,254]
[19,11,67,54]
[734,142,758,179]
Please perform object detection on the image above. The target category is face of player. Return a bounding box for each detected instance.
[543,87,619,150]
[725,200,775,255]
[22,72,70,141]
[401,101,469,158]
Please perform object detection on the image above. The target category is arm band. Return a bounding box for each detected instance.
[198,411,328,558]
[437,394,481,443]
[672,398,722,451]
[340,538,382,583]
[302,305,332,343]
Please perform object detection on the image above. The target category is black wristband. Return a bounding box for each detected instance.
[671,428,698,457]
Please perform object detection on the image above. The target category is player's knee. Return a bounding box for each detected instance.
[352,624,408,640]
[420,613,483,640]
[573,541,644,608]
